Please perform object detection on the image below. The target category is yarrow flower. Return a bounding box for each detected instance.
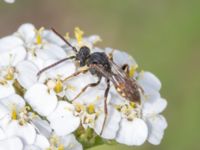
[3,0,15,4]
[0,23,167,149]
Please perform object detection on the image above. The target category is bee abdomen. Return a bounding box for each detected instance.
[115,84,141,103]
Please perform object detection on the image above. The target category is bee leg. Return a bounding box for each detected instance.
[138,85,144,95]
[62,68,89,82]
[108,49,115,61]
[71,77,102,101]
[100,79,110,135]
[37,56,76,76]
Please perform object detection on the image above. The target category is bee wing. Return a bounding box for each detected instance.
[108,60,140,89]
[91,63,128,87]
[90,64,114,80]
[108,59,129,78]
[108,60,142,102]
[92,62,141,102]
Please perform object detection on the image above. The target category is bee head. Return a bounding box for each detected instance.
[76,46,90,66]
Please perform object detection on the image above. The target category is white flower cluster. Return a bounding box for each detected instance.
[0,23,167,150]
[3,0,15,4]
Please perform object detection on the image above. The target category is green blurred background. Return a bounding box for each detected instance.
[0,0,200,150]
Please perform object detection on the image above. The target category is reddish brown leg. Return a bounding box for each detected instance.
[71,77,102,101]
[100,79,110,135]
[63,68,89,82]
[108,49,115,61]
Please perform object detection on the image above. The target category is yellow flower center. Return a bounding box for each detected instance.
[74,27,84,44]
[35,27,44,45]
[129,102,136,108]
[129,65,138,78]
[94,96,100,102]
[114,103,139,121]
[11,105,33,125]
[11,106,17,120]
[4,67,15,80]
[5,73,14,80]
[48,135,67,150]
[64,32,70,40]
[57,145,64,150]
[54,79,63,93]
[74,103,84,113]
[87,104,95,114]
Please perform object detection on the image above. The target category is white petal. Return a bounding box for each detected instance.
[42,29,66,46]
[105,48,137,67]
[0,46,26,67]
[0,115,11,130]
[60,134,83,150]
[25,83,58,116]
[27,53,45,70]
[31,116,52,138]
[24,145,40,150]
[47,101,80,136]
[0,36,23,53]
[0,84,15,99]
[137,71,161,92]
[0,104,9,119]
[16,60,39,89]
[141,90,160,104]
[146,115,167,145]
[80,36,101,49]
[36,43,67,61]
[0,94,25,110]
[41,59,76,80]
[75,87,109,105]
[34,134,50,149]
[86,35,101,44]
[116,118,148,146]
[17,23,36,43]
[0,137,23,150]
[5,121,36,145]
[94,106,121,139]
[109,92,127,105]
[4,0,15,4]
[0,128,6,140]
[65,72,98,101]
[143,97,167,116]
[92,47,104,53]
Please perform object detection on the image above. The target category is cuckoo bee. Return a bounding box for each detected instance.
[37,28,142,134]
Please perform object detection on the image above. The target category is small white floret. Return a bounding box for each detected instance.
[116,118,148,146]
[47,101,80,136]
[25,83,58,116]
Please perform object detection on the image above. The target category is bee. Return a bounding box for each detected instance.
[37,28,142,134]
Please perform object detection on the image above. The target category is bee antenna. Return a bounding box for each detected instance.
[51,28,78,53]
